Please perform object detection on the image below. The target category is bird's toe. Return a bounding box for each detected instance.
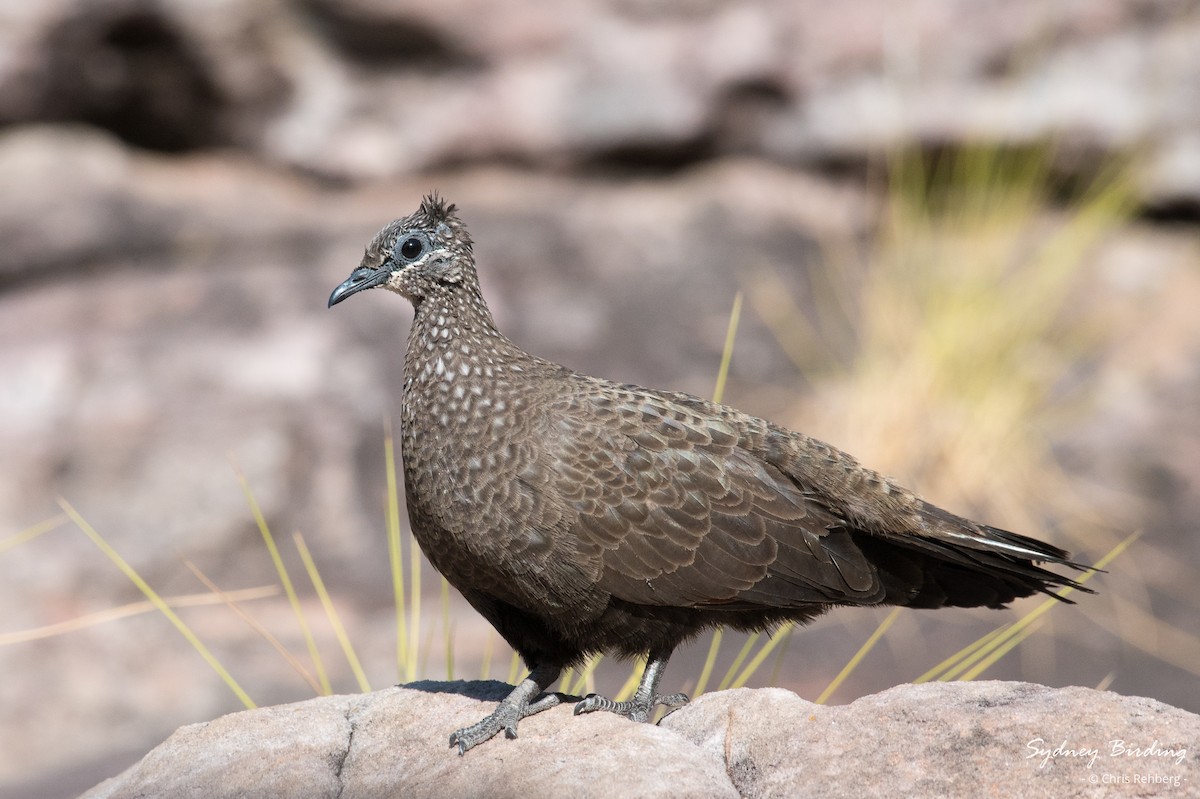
[573,691,689,722]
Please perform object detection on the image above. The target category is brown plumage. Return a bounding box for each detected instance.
[328,195,1091,754]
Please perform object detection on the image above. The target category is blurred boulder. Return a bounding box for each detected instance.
[2,1,1199,204]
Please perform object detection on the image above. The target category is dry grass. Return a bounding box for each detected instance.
[752,143,1136,537]
[737,142,1186,698]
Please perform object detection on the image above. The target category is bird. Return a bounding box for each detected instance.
[328,194,1091,755]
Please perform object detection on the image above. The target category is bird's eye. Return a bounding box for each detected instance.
[400,237,423,260]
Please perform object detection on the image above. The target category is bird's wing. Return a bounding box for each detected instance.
[543,383,886,608]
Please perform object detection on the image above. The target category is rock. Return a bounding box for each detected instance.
[663,682,1200,798]
[3,1,1200,202]
[82,682,740,799]
[0,0,287,152]
[82,682,1199,799]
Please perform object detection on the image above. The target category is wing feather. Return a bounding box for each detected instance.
[546,385,885,609]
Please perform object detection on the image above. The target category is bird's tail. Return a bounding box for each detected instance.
[862,502,1095,610]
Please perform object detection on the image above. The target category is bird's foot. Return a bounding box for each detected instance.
[450,693,561,755]
[573,690,689,723]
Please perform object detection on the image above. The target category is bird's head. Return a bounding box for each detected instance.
[328,194,475,308]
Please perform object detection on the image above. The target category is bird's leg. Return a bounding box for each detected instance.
[449,663,562,755]
[574,649,688,722]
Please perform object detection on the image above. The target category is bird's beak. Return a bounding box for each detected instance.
[328,264,391,308]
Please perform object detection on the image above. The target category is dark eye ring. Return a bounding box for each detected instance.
[400,237,423,260]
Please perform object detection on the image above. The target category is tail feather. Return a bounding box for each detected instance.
[862,503,1095,610]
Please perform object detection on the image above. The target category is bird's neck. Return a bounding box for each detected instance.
[404,284,535,384]
[399,283,552,479]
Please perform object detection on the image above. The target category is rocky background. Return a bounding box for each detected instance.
[1,1,1198,797]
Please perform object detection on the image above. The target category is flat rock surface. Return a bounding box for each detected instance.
[83,681,1198,799]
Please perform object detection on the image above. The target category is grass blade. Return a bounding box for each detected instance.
[730,623,795,691]
[816,608,901,704]
[407,516,422,683]
[687,292,746,698]
[236,469,331,695]
[59,499,255,709]
[480,632,494,680]
[384,423,409,681]
[184,562,320,694]
[717,633,760,692]
[441,576,454,680]
[0,586,276,646]
[958,620,1044,681]
[693,629,724,698]
[294,532,371,693]
[614,656,647,702]
[913,624,1011,684]
[918,530,1139,683]
[1099,593,1200,680]
[567,654,604,696]
[0,514,66,554]
[711,291,743,405]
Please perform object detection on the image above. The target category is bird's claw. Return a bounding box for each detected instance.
[449,703,520,754]
[449,692,563,754]
[573,691,689,722]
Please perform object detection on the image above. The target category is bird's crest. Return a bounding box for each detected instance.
[413,192,472,256]
[420,193,456,225]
